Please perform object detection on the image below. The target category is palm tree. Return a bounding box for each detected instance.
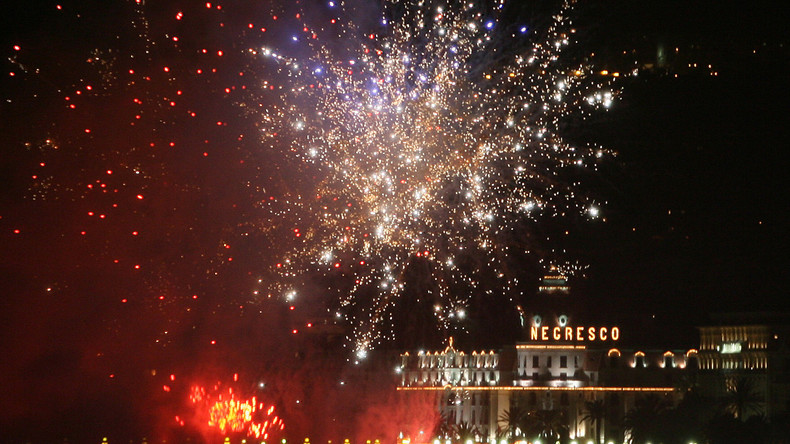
[722,376,763,419]
[452,421,478,443]
[434,410,454,439]
[580,400,606,443]
[668,387,710,442]
[526,410,568,443]
[622,395,668,444]
[492,426,511,444]
[498,405,528,440]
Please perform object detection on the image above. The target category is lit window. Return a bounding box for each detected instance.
[608,348,621,367]
[663,351,674,368]
[686,349,699,369]
[720,342,742,354]
[635,351,646,368]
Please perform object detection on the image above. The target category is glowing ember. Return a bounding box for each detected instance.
[184,383,284,438]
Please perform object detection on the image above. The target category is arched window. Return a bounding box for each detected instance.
[686,349,699,369]
[663,351,675,368]
[634,351,646,368]
[608,348,621,367]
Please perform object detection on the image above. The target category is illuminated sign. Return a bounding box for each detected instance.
[530,325,620,342]
[719,342,742,354]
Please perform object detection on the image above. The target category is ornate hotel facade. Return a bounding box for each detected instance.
[398,337,695,441]
[395,275,790,442]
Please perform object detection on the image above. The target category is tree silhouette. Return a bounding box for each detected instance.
[623,395,669,444]
[665,387,710,443]
[722,377,763,420]
[581,400,606,443]
[452,421,479,443]
[526,409,569,443]
[498,405,529,440]
[434,410,454,439]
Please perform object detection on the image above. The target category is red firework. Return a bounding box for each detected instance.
[181,382,284,439]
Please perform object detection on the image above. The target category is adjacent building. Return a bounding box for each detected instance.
[696,312,790,419]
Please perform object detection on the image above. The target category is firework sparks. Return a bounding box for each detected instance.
[184,383,284,439]
[247,0,622,353]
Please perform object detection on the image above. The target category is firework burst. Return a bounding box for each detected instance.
[182,382,284,439]
[243,0,624,354]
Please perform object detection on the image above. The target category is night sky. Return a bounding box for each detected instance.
[1,0,788,441]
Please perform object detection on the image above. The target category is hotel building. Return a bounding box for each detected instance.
[397,272,698,443]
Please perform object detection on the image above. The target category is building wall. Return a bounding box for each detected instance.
[697,322,790,418]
